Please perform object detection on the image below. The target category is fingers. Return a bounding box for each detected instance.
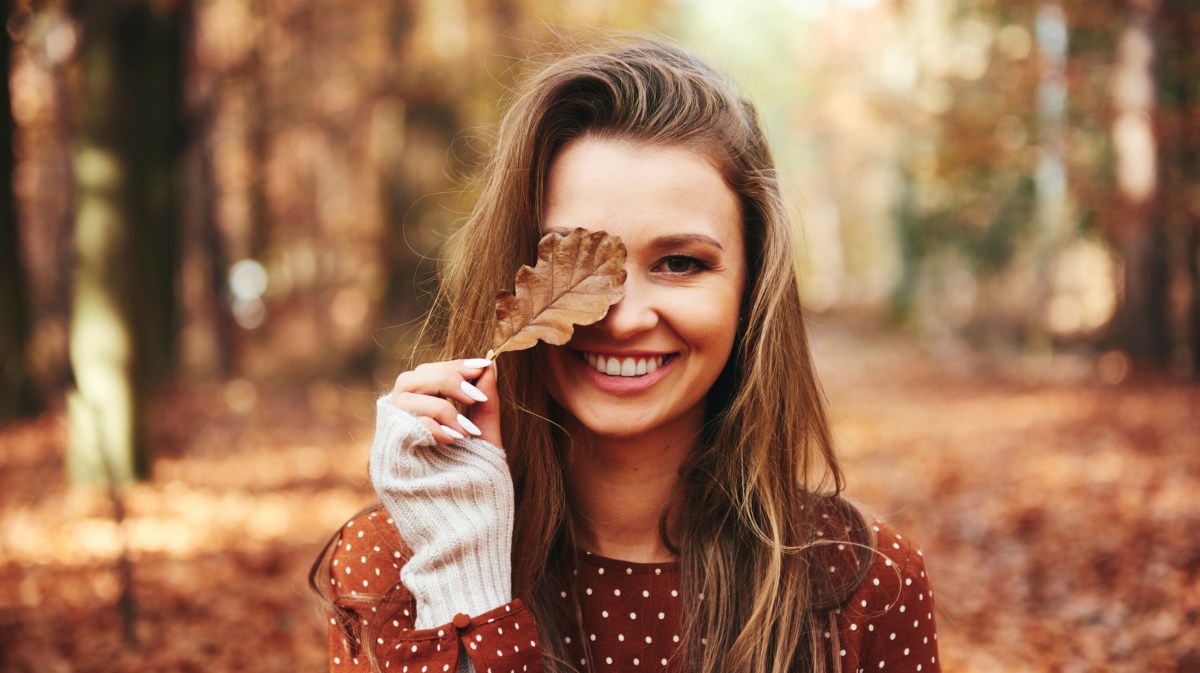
[468,364,502,446]
[387,358,495,444]
[400,360,492,405]
[389,391,476,441]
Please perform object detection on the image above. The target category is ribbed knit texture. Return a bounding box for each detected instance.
[369,396,514,630]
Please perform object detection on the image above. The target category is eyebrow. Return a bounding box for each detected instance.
[545,227,725,252]
[650,233,724,251]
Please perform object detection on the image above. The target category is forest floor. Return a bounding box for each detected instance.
[1,319,1198,673]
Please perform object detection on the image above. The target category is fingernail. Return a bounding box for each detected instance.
[457,414,482,436]
[460,380,488,402]
[463,358,493,369]
[439,425,465,440]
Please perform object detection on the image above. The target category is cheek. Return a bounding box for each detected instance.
[679,295,740,357]
[542,347,574,402]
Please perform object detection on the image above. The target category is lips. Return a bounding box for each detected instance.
[582,352,668,377]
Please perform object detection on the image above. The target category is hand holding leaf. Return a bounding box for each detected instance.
[490,228,627,358]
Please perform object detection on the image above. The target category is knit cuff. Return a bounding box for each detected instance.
[370,395,514,629]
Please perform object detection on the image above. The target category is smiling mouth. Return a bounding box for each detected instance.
[580,352,673,377]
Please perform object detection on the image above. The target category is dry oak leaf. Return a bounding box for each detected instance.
[491,228,627,358]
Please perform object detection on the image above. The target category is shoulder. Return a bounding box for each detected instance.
[852,520,935,615]
[327,507,413,607]
[833,519,941,672]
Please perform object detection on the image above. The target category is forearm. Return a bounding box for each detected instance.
[370,395,514,627]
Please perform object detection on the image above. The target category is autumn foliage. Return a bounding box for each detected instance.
[2,321,1198,672]
[2,1,1199,671]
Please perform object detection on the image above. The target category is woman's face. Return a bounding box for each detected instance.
[542,137,747,442]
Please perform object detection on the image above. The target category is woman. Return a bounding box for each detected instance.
[315,35,940,673]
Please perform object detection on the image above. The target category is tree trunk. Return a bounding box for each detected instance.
[1109,0,1171,361]
[0,12,40,422]
[1190,222,1200,373]
[123,5,187,385]
[1155,0,1200,375]
[1032,3,1069,348]
[67,1,186,485]
[197,101,237,375]
[371,0,456,370]
[246,0,271,264]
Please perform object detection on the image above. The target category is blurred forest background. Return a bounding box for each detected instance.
[1,0,1198,671]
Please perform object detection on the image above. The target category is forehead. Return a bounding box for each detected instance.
[542,138,743,250]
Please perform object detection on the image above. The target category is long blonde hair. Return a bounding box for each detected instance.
[317,34,874,673]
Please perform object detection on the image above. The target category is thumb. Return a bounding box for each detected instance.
[467,362,503,448]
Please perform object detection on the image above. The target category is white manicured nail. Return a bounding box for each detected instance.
[439,425,465,440]
[457,414,482,436]
[460,380,488,402]
[463,358,492,369]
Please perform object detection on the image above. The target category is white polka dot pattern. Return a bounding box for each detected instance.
[325,511,542,673]
[555,551,685,669]
[324,512,940,673]
[834,521,941,673]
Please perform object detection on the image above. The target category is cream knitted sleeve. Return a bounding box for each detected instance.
[369,395,514,630]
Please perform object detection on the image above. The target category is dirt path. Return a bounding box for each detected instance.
[2,321,1197,672]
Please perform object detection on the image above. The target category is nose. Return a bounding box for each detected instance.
[593,275,658,340]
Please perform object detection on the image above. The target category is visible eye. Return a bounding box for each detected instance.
[658,255,705,274]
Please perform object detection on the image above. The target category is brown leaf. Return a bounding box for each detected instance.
[491,228,627,357]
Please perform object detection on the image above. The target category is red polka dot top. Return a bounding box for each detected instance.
[325,509,941,673]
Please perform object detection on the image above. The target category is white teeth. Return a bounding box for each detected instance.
[582,353,668,377]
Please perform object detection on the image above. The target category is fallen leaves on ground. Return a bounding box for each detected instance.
[1,322,1198,672]
[811,322,1200,673]
[0,381,380,673]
